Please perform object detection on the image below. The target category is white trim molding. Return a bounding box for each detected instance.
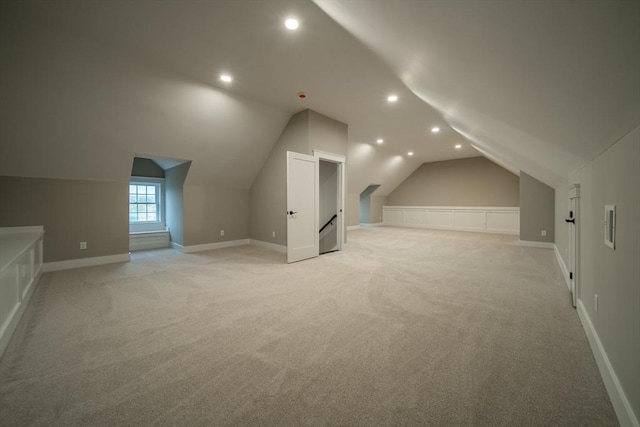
[577,301,639,427]
[43,253,130,272]
[180,239,250,254]
[383,206,519,235]
[250,239,287,253]
[517,240,554,249]
[553,244,572,292]
[347,225,360,231]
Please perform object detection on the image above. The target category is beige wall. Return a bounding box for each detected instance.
[165,162,190,246]
[184,185,250,246]
[250,110,348,246]
[387,157,519,207]
[370,196,387,224]
[346,193,360,227]
[555,126,639,422]
[0,176,128,262]
[519,171,554,242]
[250,111,309,246]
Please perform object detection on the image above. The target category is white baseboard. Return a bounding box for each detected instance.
[250,239,286,253]
[518,240,555,249]
[169,241,183,251]
[43,253,130,272]
[181,239,250,254]
[347,225,360,231]
[553,244,571,292]
[577,301,639,427]
[361,222,383,228]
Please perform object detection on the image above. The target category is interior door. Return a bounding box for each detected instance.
[286,151,318,263]
[566,185,580,308]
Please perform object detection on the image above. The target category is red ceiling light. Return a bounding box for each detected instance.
[298,92,307,99]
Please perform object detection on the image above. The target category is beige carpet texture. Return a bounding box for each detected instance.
[0,227,617,426]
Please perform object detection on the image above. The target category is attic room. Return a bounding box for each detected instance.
[0,1,638,425]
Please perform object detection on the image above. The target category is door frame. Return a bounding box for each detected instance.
[314,150,346,251]
[567,184,580,307]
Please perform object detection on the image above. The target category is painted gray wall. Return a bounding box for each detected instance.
[555,126,639,421]
[0,176,128,262]
[519,171,554,242]
[309,110,348,157]
[250,110,348,246]
[346,193,360,227]
[184,185,250,246]
[359,194,371,224]
[387,157,519,207]
[370,196,387,224]
[250,111,309,246]
[165,162,190,246]
[131,158,165,178]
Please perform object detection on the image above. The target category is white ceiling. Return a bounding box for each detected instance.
[1,0,638,193]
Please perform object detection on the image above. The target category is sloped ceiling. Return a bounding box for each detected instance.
[1,0,638,192]
[315,0,640,188]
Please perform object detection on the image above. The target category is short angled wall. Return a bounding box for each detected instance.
[383,206,519,235]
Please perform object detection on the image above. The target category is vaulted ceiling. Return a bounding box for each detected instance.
[1,0,638,194]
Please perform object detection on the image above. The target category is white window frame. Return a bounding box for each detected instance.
[129,177,166,233]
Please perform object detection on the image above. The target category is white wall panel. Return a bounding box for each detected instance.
[383,206,519,235]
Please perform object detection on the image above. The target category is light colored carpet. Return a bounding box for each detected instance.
[0,227,617,426]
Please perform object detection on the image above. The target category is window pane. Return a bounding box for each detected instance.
[129,185,136,194]
[129,195,136,203]
[137,204,147,213]
[137,195,147,203]
[139,213,148,221]
[147,186,156,195]
[137,185,146,194]
[129,213,137,222]
[148,204,156,213]
[147,213,157,221]
[129,204,137,213]
[147,195,156,203]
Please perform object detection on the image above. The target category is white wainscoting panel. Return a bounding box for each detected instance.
[383,206,519,235]
[0,226,44,358]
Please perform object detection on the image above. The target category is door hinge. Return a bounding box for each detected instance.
[569,272,573,280]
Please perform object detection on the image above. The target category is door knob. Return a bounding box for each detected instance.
[565,218,575,224]
[288,211,298,215]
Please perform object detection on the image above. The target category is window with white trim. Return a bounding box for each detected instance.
[129,177,165,232]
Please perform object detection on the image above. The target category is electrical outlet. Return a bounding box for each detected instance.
[541,230,547,237]
[272,231,276,238]
[595,294,598,312]
[80,241,87,250]
[220,230,224,236]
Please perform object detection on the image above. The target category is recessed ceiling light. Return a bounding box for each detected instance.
[376,138,384,144]
[285,18,299,30]
[407,151,414,156]
[431,126,440,133]
[455,144,462,149]
[220,74,232,83]
[387,95,398,102]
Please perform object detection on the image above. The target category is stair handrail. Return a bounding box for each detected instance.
[319,214,338,233]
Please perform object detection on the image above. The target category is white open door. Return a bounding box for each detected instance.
[287,151,319,263]
[566,184,580,307]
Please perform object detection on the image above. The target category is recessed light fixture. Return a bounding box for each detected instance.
[431,126,440,133]
[376,138,384,144]
[407,151,414,156]
[455,144,462,149]
[220,74,232,83]
[285,18,299,30]
[387,94,398,103]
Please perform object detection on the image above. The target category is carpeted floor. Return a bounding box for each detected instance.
[0,227,617,426]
